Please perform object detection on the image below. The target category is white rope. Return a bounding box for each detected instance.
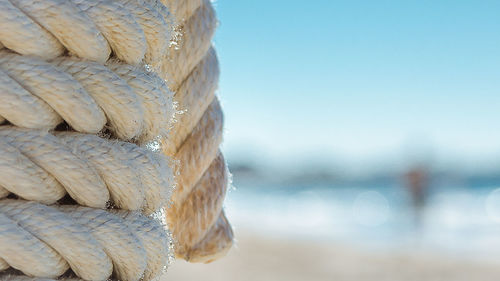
[168,153,228,256]
[0,127,174,211]
[70,0,147,65]
[161,0,203,23]
[51,57,145,140]
[117,0,171,69]
[0,51,174,141]
[173,98,223,204]
[8,0,111,62]
[161,0,216,90]
[0,138,65,204]
[0,200,172,280]
[0,200,112,280]
[0,0,64,59]
[107,59,174,143]
[0,0,233,274]
[0,51,107,134]
[163,46,219,155]
[0,68,62,129]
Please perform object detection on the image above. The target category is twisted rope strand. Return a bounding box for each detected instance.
[0,213,69,278]
[56,133,147,211]
[0,0,64,59]
[168,153,228,256]
[111,210,173,281]
[161,0,216,90]
[0,139,65,204]
[173,98,223,204]
[8,0,111,62]
[107,59,174,143]
[58,206,148,281]
[70,0,147,65]
[118,0,171,68]
[0,201,172,280]
[0,127,109,208]
[163,46,219,156]
[0,127,174,211]
[0,200,113,280]
[186,210,233,263]
[118,141,174,214]
[0,68,62,129]
[161,0,202,23]
[51,57,145,140]
[0,51,107,134]
[0,51,173,141]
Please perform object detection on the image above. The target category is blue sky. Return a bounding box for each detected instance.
[213,0,500,165]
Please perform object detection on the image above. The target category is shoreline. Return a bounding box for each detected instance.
[165,229,500,281]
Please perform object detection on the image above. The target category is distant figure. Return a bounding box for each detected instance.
[404,166,429,228]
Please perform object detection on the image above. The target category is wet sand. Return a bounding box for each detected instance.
[165,230,500,281]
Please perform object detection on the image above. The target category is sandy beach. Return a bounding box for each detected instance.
[165,229,500,281]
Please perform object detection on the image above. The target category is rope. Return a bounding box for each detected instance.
[0,200,173,280]
[0,127,174,211]
[106,59,174,143]
[187,210,233,263]
[70,0,147,65]
[161,0,203,23]
[163,46,219,155]
[173,98,223,204]
[0,51,174,141]
[0,0,233,277]
[2,0,173,65]
[160,0,234,262]
[0,0,64,59]
[8,0,111,62]
[117,0,171,68]
[169,153,228,256]
[161,0,216,90]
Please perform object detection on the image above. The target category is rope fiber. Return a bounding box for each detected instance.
[0,0,233,279]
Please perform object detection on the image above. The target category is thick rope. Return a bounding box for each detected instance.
[0,200,172,280]
[159,0,234,262]
[70,0,147,65]
[117,0,171,69]
[0,51,174,141]
[50,57,145,140]
[161,0,216,90]
[0,51,107,134]
[168,153,228,256]
[0,0,64,59]
[2,0,174,65]
[187,210,233,263]
[0,68,62,130]
[111,210,174,281]
[107,59,174,143]
[163,46,219,155]
[172,98,223,204]
[0,0,234,275]
[161,0,203,23]
[8,0,111,62]
[0,127,174,211]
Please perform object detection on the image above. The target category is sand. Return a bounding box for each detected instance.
[165,230,500,281]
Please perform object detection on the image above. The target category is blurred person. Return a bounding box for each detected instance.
[404,165,429,228]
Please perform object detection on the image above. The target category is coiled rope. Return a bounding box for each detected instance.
[161,0,234,263]
[0,0,233,279]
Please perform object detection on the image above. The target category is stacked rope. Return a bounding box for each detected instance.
[161,0,234,263]
[0,0,233,279]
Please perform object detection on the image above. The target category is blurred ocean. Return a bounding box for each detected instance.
[224,181,500,261]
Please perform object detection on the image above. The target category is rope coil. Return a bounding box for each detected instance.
[161,0,234,263]
[0,200,173,280]
[0,127,173,212]
[0,0,233,278]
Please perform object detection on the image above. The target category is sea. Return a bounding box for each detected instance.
[224,181,500,261]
